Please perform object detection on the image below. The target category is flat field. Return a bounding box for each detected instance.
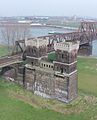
[78,57,97,96]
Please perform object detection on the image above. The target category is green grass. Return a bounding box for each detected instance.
[0,79,64,120]
[0,78,97,120]
[0,45,9,56]
[77,57,97,96]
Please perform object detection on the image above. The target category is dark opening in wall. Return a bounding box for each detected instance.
[31,62,33,66]
[62,53,64,59]
[61,67,63,73]
[51,66,53,68]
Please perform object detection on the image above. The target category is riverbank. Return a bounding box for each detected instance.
[30,24,78,30]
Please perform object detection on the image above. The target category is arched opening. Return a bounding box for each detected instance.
[0,66,18,81]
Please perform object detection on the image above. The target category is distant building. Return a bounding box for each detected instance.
[18,20,32,24]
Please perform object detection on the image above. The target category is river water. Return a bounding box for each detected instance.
[0,26,97,56]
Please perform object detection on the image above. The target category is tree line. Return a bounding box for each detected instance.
[0,22,31,53]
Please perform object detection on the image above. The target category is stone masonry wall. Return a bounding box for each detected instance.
[67,71,78,101]
[25,67,71,102]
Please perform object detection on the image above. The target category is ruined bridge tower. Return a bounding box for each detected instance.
[24,37,79,103]
[54,41,79,101]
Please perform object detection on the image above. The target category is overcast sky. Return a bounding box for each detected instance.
[0,0,97,17]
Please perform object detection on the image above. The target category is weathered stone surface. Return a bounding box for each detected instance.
[23,41,79,103]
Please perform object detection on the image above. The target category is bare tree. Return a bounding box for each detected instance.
[0,22,31,53]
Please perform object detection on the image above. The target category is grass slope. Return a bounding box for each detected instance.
[0,78,97,120]
[0,79,85,120]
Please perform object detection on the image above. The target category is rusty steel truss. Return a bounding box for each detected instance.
[14,21,97,54]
